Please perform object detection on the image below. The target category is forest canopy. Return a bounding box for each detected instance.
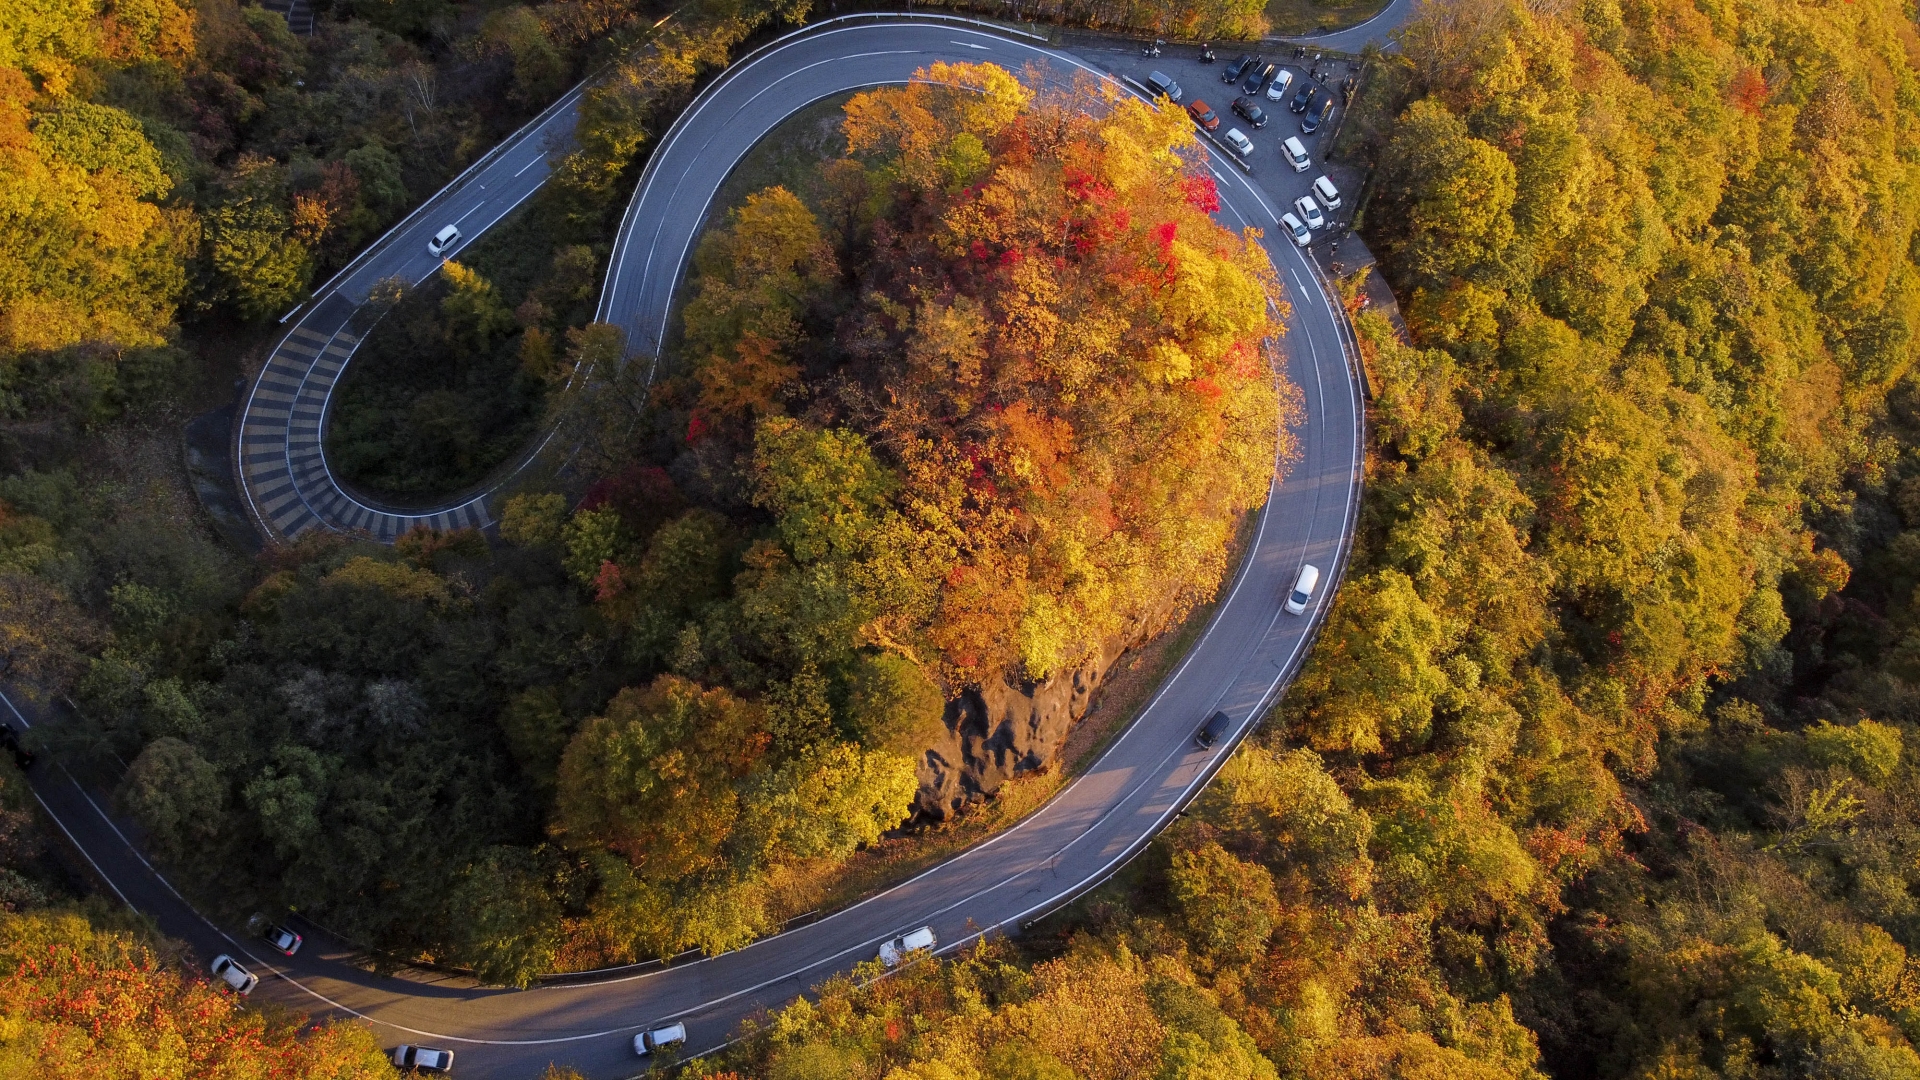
[690,0,1920,1076]
[18,59,1291,986]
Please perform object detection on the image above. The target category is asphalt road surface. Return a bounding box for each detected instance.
[233,82,587,542]
[48,14,1373,1079]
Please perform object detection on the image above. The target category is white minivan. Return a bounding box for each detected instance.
[1222,127,1255,157]
[1313,174,1342,210]
[1284,564,1321,615]
[1281,136,1311,173]
[879,926,937,967]
[634,1022,688,1056]
[427,224,461,257]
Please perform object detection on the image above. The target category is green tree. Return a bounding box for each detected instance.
[554,675,769,876]
[1166,841,1283,964]
[205,156,310,320]
[443,846,561,986]
[114,737,226,867]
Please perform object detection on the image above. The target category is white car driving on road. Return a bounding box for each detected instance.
[427,224,461,258]
[879,926,937,967]
[634,1022,688,1056]
[1285,564,1322,615]
[209,954,258,995]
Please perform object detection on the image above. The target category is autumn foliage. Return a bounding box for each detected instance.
[680,62,1291,685]
[0,909,396,1079]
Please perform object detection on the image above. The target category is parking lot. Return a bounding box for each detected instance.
[1070,38,1372,274]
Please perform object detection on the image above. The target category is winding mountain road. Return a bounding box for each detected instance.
[22,14,1382,1079]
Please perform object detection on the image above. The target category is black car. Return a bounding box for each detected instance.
[1195,711,1231,749]
[1290,83,1317,113]
[1246,62,1278,95]
[0,725,30,771]
[1232,97,1268,129]
[1302,95,1334,134]
[1223,53,1257,82]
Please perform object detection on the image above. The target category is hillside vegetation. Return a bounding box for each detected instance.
[692,0,1920,1076]
[2,59,1288,986]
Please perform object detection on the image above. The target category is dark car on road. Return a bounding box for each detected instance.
[1186,99,1220,131]
[1302,96,1334,134]
[1246,62,1278,95]
[0,725,31,771]
[1232,97,1268,129]
[1195,711,1231,749]
[1290,82,1317,113]
[1223,53,1257,82]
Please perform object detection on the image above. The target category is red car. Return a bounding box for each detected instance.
[1186,99,1221,131]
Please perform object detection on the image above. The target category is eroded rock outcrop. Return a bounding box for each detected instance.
[912,599,1181,821]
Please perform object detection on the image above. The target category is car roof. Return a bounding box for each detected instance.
[1284,136,1307,152]
[1315,175,1337,191]
[1282,212,1303,226]
[434,224,458,240]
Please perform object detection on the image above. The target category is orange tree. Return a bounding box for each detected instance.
[674,61,1292,687]
[0,908,397,1079]
[531,61,1294,965]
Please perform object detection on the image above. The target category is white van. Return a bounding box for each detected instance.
[1223,128,1255,157]
[1284,564,1321,615]
[634,1022,687,1056]
[1281,136,1311,173]
[879,926,937,967]
[1313,174,1342,209]
[427,224,461,257]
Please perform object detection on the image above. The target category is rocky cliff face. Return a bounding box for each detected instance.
[912,600,1181,821]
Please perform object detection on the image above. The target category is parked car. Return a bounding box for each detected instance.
[1223,53,1255,82]
[634,1023,688,1056]
[1246,62,1278,95]
[1186,99,1220,131]
[1231,97,1267,128]
[426,224,460,257]
[1281,211,1312,248]
[1195,710,1231,749]
[1302,95,1334,134]
[879,926,937,967]
[1144,70,1182,102]
[1222,127,1255,156]
[1281,136,1312,172]
[1284,564,1322,615]
[209,954,258,996]
[1289,82,1316,113]
[1264,68,1295,101]
[1293,195,1325,230]
[391,1045,454,1073]
[1313,174,1342,209]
